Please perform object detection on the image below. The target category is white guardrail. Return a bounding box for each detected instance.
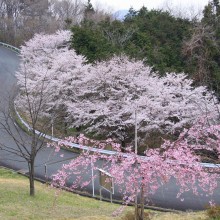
[0,42,20,53]
[1,42,220,168]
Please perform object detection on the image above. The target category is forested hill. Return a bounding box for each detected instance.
[71,1,220,94]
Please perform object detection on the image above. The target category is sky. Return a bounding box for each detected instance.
[92,0,210,13]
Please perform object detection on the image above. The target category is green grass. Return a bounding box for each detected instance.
[0,168,124,220]
[0,167,208,220]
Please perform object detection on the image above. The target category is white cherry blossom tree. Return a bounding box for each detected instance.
[16,31,220,150]
[64,56,220,147]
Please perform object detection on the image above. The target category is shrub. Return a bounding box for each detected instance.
[206,205,220,219]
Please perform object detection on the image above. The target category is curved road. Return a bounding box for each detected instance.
[0,45,220,211]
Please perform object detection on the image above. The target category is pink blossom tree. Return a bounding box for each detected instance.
[51,118,220,219]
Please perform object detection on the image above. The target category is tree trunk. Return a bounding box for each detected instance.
[121,140,126,152]
[134,180,145,220]
[135,202,138,220]
[139,182,145,220]
[29,158,35,196]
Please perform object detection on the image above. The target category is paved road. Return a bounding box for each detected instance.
[0,45,220,211]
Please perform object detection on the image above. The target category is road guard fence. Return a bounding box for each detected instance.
[0,42,20,53]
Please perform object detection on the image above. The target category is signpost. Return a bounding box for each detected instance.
[99,168,114,203]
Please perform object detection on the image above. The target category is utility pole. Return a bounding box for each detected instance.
[134,109,138,220]
[135,109,138,154]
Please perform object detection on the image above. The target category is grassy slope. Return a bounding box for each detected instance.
[0,168,207,220]
[0,168,123,220]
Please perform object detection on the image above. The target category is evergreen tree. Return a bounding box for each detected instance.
[71,23,116,63]
[71,7,191,74]
[123,7,191,73]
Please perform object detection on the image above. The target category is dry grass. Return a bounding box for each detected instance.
[151,211,206,220]
[119,210,207,220]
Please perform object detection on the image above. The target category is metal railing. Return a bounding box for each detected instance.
[14,105,116,156]
[0,42,20,53]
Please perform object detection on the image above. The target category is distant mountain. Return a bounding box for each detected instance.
[113,10,129,21]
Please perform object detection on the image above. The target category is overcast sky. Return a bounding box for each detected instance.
[92,0,210,12]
